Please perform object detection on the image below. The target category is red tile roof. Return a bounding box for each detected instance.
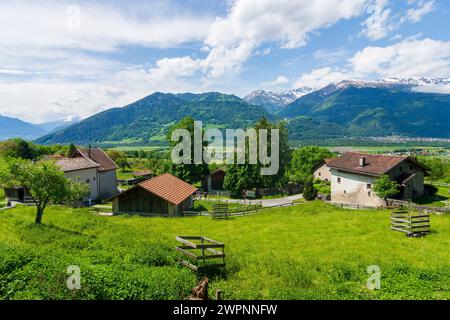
[77,148,118,172]
[327,152,425,176]
[137,173,198,205]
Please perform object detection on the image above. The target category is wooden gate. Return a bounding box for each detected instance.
[212,203,229,219]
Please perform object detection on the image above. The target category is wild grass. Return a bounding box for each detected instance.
[0,201,449,299]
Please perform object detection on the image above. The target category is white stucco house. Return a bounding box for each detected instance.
[56,147,119,202]
[313,158,335,182]
[327,152,428,207]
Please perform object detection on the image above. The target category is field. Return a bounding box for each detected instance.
[1,201,450,300]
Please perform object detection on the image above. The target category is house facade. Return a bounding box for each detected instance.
[56,147,119,202]
[328,152,428,207]
[313,158,335,182]
[110,173,197,215]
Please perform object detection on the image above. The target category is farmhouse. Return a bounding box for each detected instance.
[56,147,119,202]
[4,147,118,204]
[110,173,197,215]
[313,158,335,182]
[201,168,226,193]
[328,152,428,207]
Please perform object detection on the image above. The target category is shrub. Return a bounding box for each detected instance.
[303,177,318,201]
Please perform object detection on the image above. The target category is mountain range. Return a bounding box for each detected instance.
[35,92,272,145]
[0,115,80,141]
[3,77,450,145]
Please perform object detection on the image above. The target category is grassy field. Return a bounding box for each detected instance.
[193,200,261,213]
[1,201,450,300]
[415,185,450,207]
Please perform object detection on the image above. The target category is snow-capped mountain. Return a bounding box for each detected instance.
[244,87,315,113]
[314,78,450,97]
[246,77,450,114]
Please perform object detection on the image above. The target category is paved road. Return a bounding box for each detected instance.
[200,194,303,207]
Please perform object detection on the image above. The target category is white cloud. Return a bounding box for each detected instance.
[0,1,213,53]
[350,38,450,78]
[403,0,435,23]
[294,67,353,88]
[198,0,369,78]
[263,76,290,87]
[360,0,393,40]
[295,38,450,89]
[359,0,435,41]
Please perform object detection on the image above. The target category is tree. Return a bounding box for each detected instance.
[167,117,209,184]
[303,176,318,201]
[288,146,334,183]
[67,143,77,157]
[106,149,127,162]
[0,138,34,159]
[116,158,131,172]
[373,175,399,205]
[0,159,89,224]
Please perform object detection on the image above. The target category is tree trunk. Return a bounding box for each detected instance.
[35,207,44,224]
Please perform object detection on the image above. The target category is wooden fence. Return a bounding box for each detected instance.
[182,201,296,217]
[391,211,430,236]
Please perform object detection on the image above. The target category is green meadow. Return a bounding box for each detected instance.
[1,201,449,300]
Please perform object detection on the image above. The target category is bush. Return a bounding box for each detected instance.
[303,177,318,201]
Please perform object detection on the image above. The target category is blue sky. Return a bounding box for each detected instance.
[0,0,449,123]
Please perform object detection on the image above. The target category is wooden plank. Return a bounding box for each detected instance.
[391,223,410,229]
[410,215,431,219]
[176,246,199,260]
[202,237,225,246]
[197,254,226,260]
[176,236,198,249]
[391,226,411,234]
[206,247,223,255]
[179,259,198,271]
[391,217,412,224]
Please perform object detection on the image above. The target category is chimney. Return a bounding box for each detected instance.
[88,144,92,158]
[359,156,366,167]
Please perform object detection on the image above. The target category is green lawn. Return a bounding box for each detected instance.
[193,200,261,213]
[1,202,450,300]
[414,185,450,207]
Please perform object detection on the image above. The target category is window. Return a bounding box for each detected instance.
[409,165,413,171]
[318,172,321,176]
[399,166,403,172]
[86,179,90,183]
[337,177,341,184]
[93,177,96,181]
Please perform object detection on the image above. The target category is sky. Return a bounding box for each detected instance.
[0,0,449,123]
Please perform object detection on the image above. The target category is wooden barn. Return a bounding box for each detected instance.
[110,173,197,215]
[202,169,226,192]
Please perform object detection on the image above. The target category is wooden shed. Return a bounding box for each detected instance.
[110,173,197,215]
[202,169,226,192]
